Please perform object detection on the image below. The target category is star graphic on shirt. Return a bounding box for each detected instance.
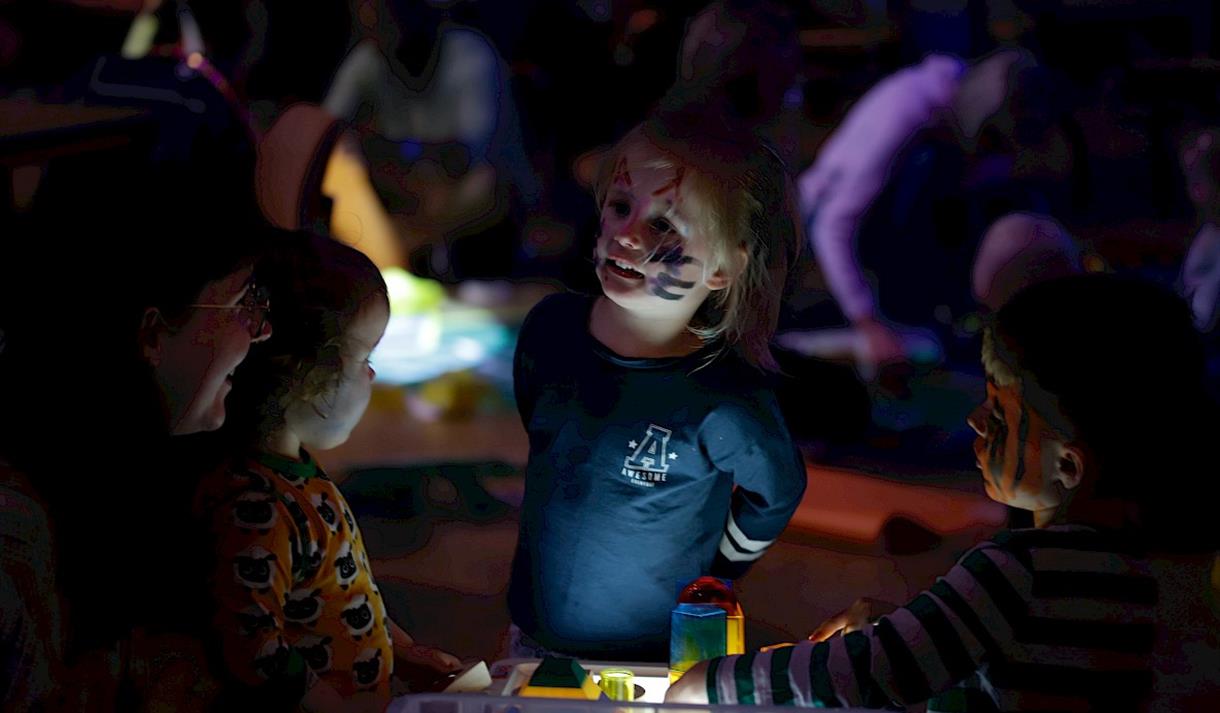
[628,440,638,449]
[669,452,678,460]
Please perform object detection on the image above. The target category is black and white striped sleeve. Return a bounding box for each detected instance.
[701,541,1032,707]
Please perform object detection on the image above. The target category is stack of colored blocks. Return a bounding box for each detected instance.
[669,603,728,683]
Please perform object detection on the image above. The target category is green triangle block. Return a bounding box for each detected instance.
[528,656,590,688]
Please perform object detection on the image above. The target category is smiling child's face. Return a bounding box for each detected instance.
[595,142,729,319]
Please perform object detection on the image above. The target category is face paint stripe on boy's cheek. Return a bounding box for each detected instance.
[1012,404,1030,486]
[988,414,1009,492]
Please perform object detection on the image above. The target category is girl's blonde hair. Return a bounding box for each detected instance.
[592,110,801,371]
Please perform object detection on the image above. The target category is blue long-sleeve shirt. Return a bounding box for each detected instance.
[508,293,807,661]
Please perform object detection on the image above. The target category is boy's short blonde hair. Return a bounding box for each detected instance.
[592,111,801,371]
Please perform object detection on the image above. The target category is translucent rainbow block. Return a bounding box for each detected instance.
[669,603,727,683]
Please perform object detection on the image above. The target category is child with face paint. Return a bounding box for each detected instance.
[668,273,1220,710]
[192,234,460,712]
[507,109,807,661]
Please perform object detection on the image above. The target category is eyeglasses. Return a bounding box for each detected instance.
[188,284,271,338]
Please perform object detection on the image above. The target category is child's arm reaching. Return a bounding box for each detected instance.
[701,402,807,580]
[667,540,1032,707]
[386,618,462,677]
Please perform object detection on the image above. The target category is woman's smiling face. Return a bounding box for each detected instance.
[152,267,272,435]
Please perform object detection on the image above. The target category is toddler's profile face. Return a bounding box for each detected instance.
[288,297,388,451]
[595,143,724,318]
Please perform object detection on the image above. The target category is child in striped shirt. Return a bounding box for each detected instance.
[667,274,1220,711]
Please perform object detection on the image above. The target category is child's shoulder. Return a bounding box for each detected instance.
[518,291,593,347]
[192,453,283,510]
[978,525,1143,569]
[696,362,787,432]
[692,349,774,397]
[524,291,592,325]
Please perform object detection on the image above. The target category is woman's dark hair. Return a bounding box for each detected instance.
[988,273,1217,550]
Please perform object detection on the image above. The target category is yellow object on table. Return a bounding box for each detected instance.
[598,668,635,701]
[367,383,407,413]
[518,656,605,700]
[416,370,491,421]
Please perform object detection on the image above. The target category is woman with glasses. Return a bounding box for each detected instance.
[0,178,283,710]
[148,276,273,434]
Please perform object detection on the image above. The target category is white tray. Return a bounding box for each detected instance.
[388,692,889,713]
[490,658,672,703]
[389,658,892,713]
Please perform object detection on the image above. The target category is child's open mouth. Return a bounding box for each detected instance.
[607,258,645,280]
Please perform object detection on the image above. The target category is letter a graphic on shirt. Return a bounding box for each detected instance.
[625,424,672,473]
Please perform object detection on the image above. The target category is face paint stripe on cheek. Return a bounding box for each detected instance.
[1012,403,1030,486]
[987,407,1009,492]
[613,156,632,187]
[656,272,696,290]
[649,273,688,301]
[651,165,685,200]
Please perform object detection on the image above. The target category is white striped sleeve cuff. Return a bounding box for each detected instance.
[718,512,775,562]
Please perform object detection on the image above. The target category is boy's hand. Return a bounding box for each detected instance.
[807,597,898,642]
[664,661,712,704]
